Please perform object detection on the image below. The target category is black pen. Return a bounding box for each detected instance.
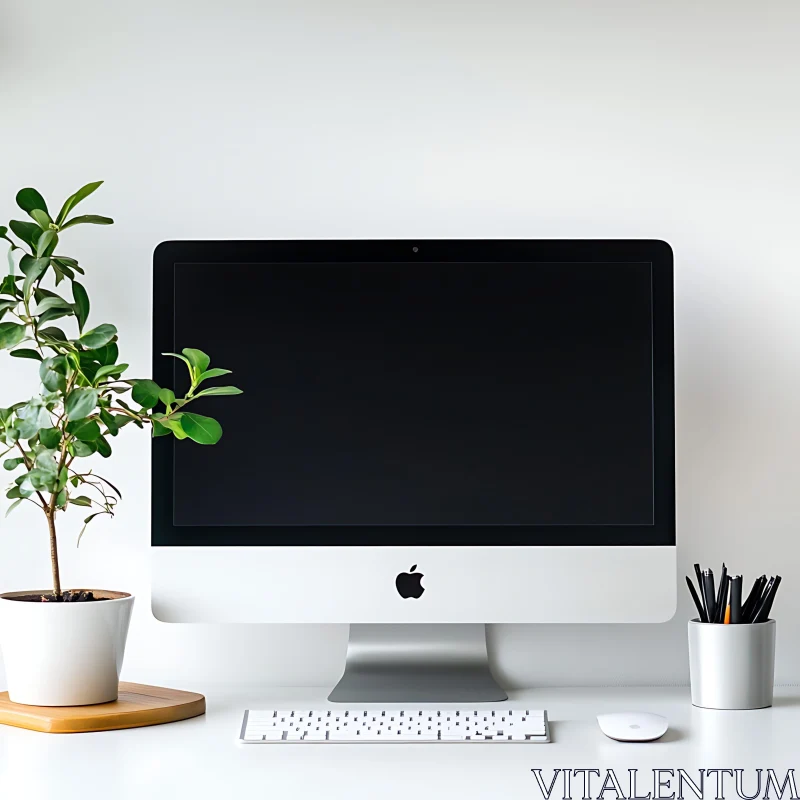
[716,573,730,623]
[742,575,766,622]
[748,576,775,624]
[753,575,781,624]
[694,563,707,619]
[702,569,717,624]
[729,575,743,624]
[686,575,708,623]
[746,575,769,623]
[715,563,728,621]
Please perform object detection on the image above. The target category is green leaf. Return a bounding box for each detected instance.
[9,348,42,361]
[116,398,142,427]
[15,400,51,439]
[8,220,42,249]
[1,275,19,298]
[115,413,135,429]
[30,208,52,231]
[38,307,74,327]
[53,255,78,267]
[60,214,114,230]
[158,388,175,407]
[35,290,74,325]
[159,414,188,439]
[38,427,61,449]
[39,356,69,393]
[72,281,90,332]
[98,474,122,498]
[39,326,68,342]
[182,348,210,375]
[34,294,73,317]
[34,450,58,477]
[50,260,72,285]
[67,418,101,442]
[3,457,24,471]
[100,408,119,436]
[162,351,194,382]
[0,322,25,350]
[152,420,172,437]
[78,323,117,349]
[28,461,57,491]
[197,367,232,383]
[0,301,17,325]
[33,285,59,304]
[65,387,98,421]
[53,256,83,276]
[69,440,97,458]
[16,188,49,219]
[94,363,128,382]
[131,379,161,409]
[55,181,104,226]
[95,435,112,457]
[5,497,24,517]
[162,352,191,365]
[87,341,118,366]
[180,413,222,445]
[35,230,58,258]
[70,495,93,507]
[25,474,49,493]
[77,511,105,546]
[28,473,55,493]
[192,386,243,398]
[2,427,21,446]
[20,255,49,298]
[55,488,68,509]
[6,485,22,500]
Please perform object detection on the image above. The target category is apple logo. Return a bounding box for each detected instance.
[395,565,425,599]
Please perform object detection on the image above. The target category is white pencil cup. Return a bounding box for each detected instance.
[688,619,775,709]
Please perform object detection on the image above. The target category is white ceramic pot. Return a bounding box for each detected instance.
[0,590,134,706]
[688,618,776,709]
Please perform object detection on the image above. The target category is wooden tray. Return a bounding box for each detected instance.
[0,682,205,733]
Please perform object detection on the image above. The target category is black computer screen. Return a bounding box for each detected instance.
[171,261,654,531]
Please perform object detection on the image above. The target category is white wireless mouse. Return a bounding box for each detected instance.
[597,712,668,742]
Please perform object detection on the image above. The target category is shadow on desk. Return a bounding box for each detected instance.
[659,727,685,743]
[549,722,685,746]
[772,695,800,708]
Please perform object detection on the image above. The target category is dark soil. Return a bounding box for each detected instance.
[9,591,108,603]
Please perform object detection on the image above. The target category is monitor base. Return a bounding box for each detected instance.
[328,623,507,703]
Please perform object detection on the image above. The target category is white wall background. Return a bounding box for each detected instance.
[1,0,799,690]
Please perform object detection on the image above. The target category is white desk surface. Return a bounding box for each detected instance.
[1,685,798,800]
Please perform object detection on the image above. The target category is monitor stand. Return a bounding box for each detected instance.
[328,623,507,702]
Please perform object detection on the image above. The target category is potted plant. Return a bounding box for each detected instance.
[0,182,240,706]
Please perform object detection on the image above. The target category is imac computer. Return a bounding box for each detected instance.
[151,240,676,702]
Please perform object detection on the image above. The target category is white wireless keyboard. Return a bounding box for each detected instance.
[239,707,549,743]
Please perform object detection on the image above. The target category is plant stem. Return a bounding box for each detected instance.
[21,293,45,356]
[108,406,147,422]
[45,508,62,597]
[14,442,48,508]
